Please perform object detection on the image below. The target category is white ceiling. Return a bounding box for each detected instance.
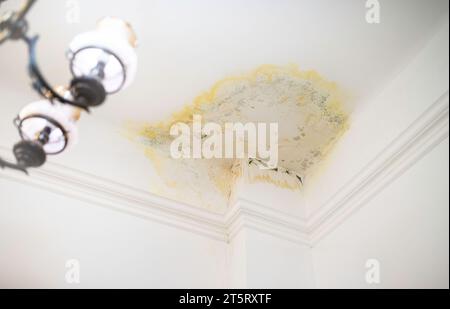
[0,0,448,125]
[0,0,448,211]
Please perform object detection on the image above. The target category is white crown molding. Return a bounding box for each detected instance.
[225,199,309,246]
[0,157,228,242]
[0,157,310,245]
[1,91,448,247]
[307,91,449,245]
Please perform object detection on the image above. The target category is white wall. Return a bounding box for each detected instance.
[308,18,449,289]
[227,225,314,289]
[244,229,314,289]
[0,178,228,288]
[1,133,448,289]
[312,138,449,289]
[305,17,449,216]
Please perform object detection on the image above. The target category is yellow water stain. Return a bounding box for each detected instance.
[128,64,349,208]
[209,165,235,197]
[139,64,346,136]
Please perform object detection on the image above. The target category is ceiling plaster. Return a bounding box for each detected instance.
[128,65,348,210]
[1,0,448,211]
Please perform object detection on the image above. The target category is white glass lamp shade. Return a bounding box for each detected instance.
[17,101,80,155]
[67,17,138,94]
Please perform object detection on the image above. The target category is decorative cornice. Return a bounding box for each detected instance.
[0,157,228,242]
[1,91,448,246]
[0,158,310,245]
[307,91,449,244]
[225,199,309,245]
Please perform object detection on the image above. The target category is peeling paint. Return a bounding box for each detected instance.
[128,64,349,210]
[233,159,303,191]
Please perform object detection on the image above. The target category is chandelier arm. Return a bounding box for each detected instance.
[14,0,36,21]
[0,157,28,174]
[0,0,37,45]
[23,35,91,112]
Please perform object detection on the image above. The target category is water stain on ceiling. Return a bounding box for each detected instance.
[128,64,349,210]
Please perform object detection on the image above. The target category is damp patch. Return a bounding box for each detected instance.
[127,64,349,210]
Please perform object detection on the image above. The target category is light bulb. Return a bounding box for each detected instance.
[67,17,138,94]
[17,100,80,155]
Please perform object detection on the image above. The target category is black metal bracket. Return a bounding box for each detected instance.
[1,0,96,111]
[1,0,108,174]
[0,157,29,174]
[0,0,36,44]
[23,35,93,112]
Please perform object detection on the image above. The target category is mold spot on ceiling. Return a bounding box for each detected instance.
[128,64,349,210]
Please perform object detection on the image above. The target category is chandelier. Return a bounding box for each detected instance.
[0,0,138,174]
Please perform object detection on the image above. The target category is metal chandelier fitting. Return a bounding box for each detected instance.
[0,0,138,174]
